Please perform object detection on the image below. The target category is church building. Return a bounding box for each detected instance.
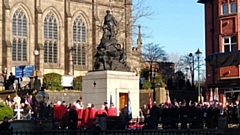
[0,0,142,78]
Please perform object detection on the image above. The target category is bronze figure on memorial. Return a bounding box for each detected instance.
[94,10,130,71]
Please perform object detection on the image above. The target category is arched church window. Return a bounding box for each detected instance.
[12,8,27,61]
[44,12,58,63]
[73,16,86,66]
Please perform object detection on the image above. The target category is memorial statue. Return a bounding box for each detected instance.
[94,10,130,71]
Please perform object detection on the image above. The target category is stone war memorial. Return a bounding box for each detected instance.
[82,10,139,118]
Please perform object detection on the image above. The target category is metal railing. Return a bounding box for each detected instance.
[0,129,226,135]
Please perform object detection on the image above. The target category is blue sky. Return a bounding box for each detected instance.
[133,0,205,59]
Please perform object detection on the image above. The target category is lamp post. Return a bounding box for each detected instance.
[70,46,76,77]
[188,53,194,87]
[195,48,202,102]
[185,67,189,82]
[150,68,157,101]
[34,49,39,71]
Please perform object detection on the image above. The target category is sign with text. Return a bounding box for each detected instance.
[15,65,35,78]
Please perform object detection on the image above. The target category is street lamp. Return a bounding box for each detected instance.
[185,67,189,82]
[70,46,76,77]
[35,88,49,119]
[188,53,194,87]
[195,48,202,102]
[150,69,157,101]
[34,49,39,70]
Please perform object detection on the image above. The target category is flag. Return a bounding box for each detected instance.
[110,94,113,104]
[214,88,219,101]
[128,91,132,120]
[149,92,152,109]
[166,91,171,105]
[223,94,226,108]
[209,89,213,102]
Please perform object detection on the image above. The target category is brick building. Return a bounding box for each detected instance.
[0,0,141,78]
[198,0,240,102]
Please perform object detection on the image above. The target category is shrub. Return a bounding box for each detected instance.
[155,75,167,87]
[0,104,13,120]
[142,80,152,90]
[43,73,63,91]
[74,76,82,90]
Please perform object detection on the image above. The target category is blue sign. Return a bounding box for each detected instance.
[15,65,35,78]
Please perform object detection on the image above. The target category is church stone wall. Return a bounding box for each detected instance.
[0,0,133,77]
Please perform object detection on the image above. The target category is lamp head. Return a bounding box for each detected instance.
[195,48,202,57]
[34,50,39,56]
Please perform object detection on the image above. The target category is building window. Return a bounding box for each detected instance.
[73,16,86,65]
[223,36,237,52]
[12,8,27,61]
[44,12,58,63]
[231,2,236,13]
[222,3,228,15]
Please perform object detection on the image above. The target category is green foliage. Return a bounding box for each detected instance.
[0,104,13,120]
[142,80,152,90]
[175,71,185,79]
[74,76,82,90]
[43,73,63,91]
[140,68,149,79]
[154,75,167,87]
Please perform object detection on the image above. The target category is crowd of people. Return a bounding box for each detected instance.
[3,91,240,130]
[140,99,240,129]
[3,93,122,130]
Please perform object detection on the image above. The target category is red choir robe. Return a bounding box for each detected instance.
[108,107,117,117]
[77,109,84,128]
[83,108,91,124]
[89,108,97,120]
[96,108,108,116]
[53,104,61,119]
[59,105,67,119]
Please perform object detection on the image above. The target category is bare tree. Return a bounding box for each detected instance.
[167,52,185,72]
[142,43,166,81]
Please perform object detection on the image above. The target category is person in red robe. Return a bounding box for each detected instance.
[108,103,117,117]
[77,107,84,128]
[88,104,97,128]
[83,103,91,128]
[53,101,61,120]
[96,105,108,116]
[89,104,97,120]
[59,102,67,120]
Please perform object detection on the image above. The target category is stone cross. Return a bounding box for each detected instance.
[14,105,23,120]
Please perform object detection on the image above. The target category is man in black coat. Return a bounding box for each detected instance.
[0,116,13,134]
[149,101,160,129]
[69,106,78,130]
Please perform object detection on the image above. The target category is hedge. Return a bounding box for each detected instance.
[0,104,13,120]
[43,73,63,91]
[74,76,82,90]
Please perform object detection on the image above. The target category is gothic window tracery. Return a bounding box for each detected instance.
[12,8,27,61]
[44,12,58,63]
[73,16,86,66]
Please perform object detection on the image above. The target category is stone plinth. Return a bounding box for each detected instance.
[82,70,139,118]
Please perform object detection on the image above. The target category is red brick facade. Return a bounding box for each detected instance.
[199,0,240,102]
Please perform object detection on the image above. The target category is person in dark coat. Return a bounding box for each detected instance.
[120,104,128,129]
[149,101,160,129]
[69,106,78,130]
[180,102,188,129]
[0,116,13,134]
